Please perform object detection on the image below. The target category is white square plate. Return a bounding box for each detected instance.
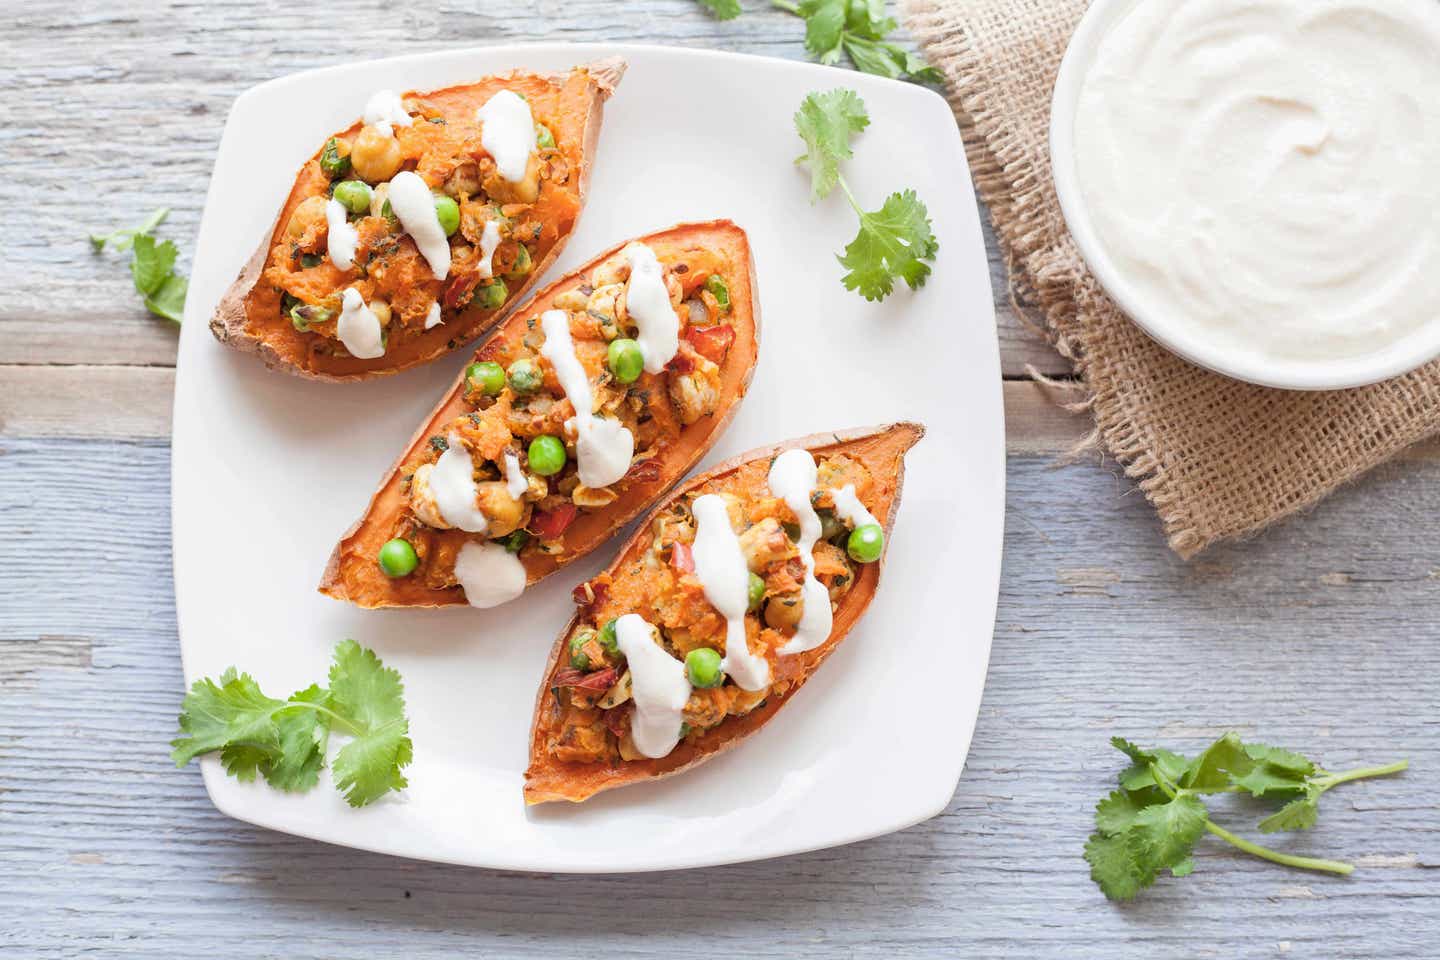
[173,42,1004,872]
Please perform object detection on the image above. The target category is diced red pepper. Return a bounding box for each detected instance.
[553,667,617,692]
[603,704,630,737]
[665,352,696,375]
[530,502,578,540]
[685,324,735,364]
[443,271,478,311]
[671,542,695,574]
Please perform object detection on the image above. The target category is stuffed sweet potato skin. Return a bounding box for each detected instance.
[211,58,624,381]
[523,421,924,805]
[318,219,761,608]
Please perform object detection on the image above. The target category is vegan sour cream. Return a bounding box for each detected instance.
[1072,0,1440,368]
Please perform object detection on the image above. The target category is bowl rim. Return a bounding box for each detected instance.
[1048,0,1440,392]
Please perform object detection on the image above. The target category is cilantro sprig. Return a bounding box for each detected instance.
[795,89,938,301]
[697,0,743,18]
[1087,733,1408,900]
[90,207,188,324]
[172,640,413,807]
[775,0,940,83]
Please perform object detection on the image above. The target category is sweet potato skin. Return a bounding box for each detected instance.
[210,57,625,381]
[317,219,761,607]
[523,421,925,805]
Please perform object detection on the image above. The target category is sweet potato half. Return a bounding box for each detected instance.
[524,421,925,804]
[319,219,761,608]
[211,58,624,380]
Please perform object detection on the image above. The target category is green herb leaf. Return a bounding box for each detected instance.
[1258,794,1320,834]
[172,641,412,807]
[130,235,177,296]
[778,0,937,82]
[89,207,169,252]
[795,89,870,201]
[697,0,743,19]
[1084,832,1147,901]
[838,188,938,301]
[327,640,413,807]
[1130,794,1208,871]
[144,274,188,325]
[1183,731,1251,793]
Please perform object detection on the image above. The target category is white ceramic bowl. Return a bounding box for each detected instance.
[1049,0,1440,391]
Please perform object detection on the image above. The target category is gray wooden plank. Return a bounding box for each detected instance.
[0,0,1063,378]
[1,437,1435,958]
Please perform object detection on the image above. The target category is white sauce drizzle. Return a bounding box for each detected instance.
[453,540,527,609]
[767,449,833,656]
[324,199,358,271]
[362,89,413,137]
[423,301,443,330]
[503,452,528,500]
[830,484,878,530]
[539,309,634,488]
[387,171,451,280]
[428,433,489,534]
[336,288,385,359]
[691,495,771,691]
[614,614,691,759]
[475,90,536,183]
[623,243,679,373]
[476,219,503,280]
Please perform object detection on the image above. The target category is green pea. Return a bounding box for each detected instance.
[299,252,324,269]
[705,273,731,311]
[528,435,566,477]
[508,244,533,277]
[685,648,724,689]
[377,538,418,577]
[507,357,543,395]
[599,619,619,656]
[319,137,350,178]
[476,279,509,310]
[607,338,644,384]
[502,528,531,554]
[465,360,505,395]
[747,572,765,612]
[847,523,884,563]
[333,180,371,215]
[434,195,460,237]
[535,123,556,150]
[568,629,597,670]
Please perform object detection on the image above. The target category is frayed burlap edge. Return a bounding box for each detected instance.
[904,0,1440,558]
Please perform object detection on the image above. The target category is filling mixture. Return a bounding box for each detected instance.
[538,448,888,765]
[374,243,740,607]
[263,85,570,361]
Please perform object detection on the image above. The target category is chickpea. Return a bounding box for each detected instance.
[763,592,805,631]
[369,298,392,328]
[284,195,329,243]
[350,124,404,183]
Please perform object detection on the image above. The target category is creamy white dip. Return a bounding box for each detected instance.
[1072,0,1440,367]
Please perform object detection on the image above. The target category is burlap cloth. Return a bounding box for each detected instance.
[905,0,1440,557]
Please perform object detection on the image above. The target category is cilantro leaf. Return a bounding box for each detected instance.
[1084,832,1146,901]
[1183,732,1251,793]
[1094,787,1161,834]
[171,668,286,766]
[172,641,412,808]
[327,640,413,807]
[795,89,870,200]
[838,189,938,301]
[778,0,937,82]
[1259,794,1320,834]
[144,274,188,325]
[1244,743,1315,777]
[1130,794,1208,871]
[697,0,743,18]
[131,235,178,297]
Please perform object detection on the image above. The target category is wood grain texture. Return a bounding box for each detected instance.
[5,2,1439,956]
[0,0,1062,378]
[1,438,1436,958]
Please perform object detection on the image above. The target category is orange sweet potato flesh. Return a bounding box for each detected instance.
[210,58,623,380]
[318,219,761,608]
[523,421,925,805]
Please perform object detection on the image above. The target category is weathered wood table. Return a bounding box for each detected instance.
[3,3,1436,956]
